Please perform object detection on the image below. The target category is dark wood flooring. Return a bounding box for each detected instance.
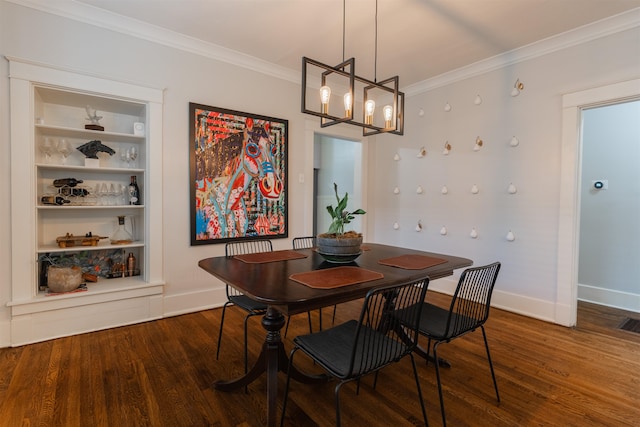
[0,292,638,426]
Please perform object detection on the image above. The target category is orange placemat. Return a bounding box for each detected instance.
[290,266,384,289]
[235,250,308,264]
[378,254,447,270]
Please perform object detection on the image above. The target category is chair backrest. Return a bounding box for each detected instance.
[292,236,316,250]
[225,239,273,256]
[346,278,429,379]
[444,262,501,338]
[224,239,273,297]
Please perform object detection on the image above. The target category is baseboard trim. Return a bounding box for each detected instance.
[162,287,226,318]
[578,284,640,313]
[430,278,560,325]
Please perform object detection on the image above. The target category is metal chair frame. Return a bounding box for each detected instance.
[418,262,501,427]
[281,278,431,427]
[216,239,272,376]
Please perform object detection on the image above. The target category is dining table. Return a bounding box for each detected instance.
[198,242,472,426]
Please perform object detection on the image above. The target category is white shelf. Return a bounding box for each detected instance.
[35,123,145,143]
[36,163,145,174]
[37,204,145,210]
[37,241,145,254]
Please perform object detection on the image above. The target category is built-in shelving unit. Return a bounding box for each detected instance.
[8,57,165,345]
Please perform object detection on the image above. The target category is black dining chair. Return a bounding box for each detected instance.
[289,236,338,331]
[280,278,431,427]
[411,262,501,427]
[283,237,317,337]
[216,239,272,376]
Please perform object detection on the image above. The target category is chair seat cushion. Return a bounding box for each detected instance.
[229,294,268,313]
[294,320,408,379]
[418,303,476,339]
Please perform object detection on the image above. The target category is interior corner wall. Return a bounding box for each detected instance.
[0,0,312,341]
[578,100,640,312]
[368,26,640,323]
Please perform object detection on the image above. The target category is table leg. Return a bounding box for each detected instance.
[213,306,327,426]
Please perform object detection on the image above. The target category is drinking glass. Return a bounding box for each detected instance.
[129,146,138,168]
[120,147,130,167]
[40,137,55,163]
[58,139,72,164]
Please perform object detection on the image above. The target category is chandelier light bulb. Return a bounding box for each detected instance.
[470,228,478,239]
[440,226,447,236]
[364,99,376,125]
[319,85,331,114]
[474,94,482,105]
[444,102,452,112]
[343,91,352,116]
[510,136,520,147]
[383,105,393,128]
[506,230,515,241]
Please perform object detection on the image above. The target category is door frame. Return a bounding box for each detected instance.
[303,119,367,238]
[556,78,640,326]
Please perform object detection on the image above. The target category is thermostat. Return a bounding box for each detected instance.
[592,179,608,190]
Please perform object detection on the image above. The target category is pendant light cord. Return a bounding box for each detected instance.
[342,0,346,62]
[374,0,378,83]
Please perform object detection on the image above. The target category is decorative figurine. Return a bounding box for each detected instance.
[85,105,104,131]
[76,140,115,159]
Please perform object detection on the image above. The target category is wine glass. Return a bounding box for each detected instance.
[120,147,130,167]
[128,146,138,168]
[57,139,72,164]
[40,137,55,163]
[108,183,117,205]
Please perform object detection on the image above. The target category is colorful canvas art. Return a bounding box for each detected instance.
[189,103,288,245]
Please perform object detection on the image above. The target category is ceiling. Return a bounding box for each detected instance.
[73,0,640,88]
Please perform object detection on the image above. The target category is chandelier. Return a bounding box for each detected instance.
[301,0,404,136]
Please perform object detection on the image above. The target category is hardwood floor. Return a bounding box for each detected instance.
[1,292,638,426]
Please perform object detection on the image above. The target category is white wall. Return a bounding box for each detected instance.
[369,26,640,322]
[578,100,640,309]
[1,1,639,346]
[0,1,314,345]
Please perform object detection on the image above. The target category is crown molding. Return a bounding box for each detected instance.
[7,1,639,96]
[404,7,640,96]
[5,0,300,84]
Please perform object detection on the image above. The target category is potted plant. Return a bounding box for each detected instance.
[317,183,366,262]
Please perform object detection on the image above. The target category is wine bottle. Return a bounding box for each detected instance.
[41,195,70,205]
[59,187,90,197]
[53,178,84,188]
[128,175,140,205]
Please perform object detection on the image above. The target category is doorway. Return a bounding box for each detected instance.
[578,100,640,311]
[557,79,640,326]
[313,134,363,236]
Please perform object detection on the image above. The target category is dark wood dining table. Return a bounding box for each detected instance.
[198,242,472,426]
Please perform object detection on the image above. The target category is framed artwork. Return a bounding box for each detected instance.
[189,103,288,245]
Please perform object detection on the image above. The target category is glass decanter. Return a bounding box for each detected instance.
[110,215,133,245]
